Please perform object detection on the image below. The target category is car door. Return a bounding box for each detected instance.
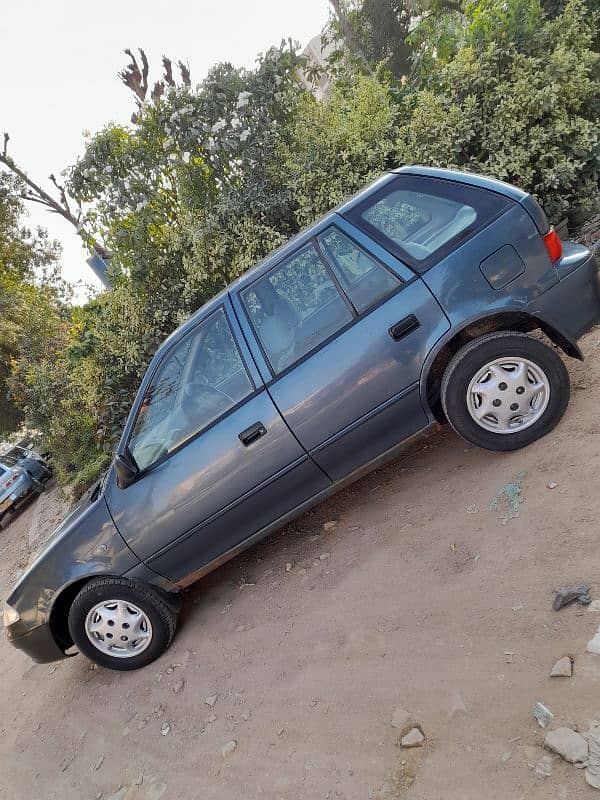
[232,217,450,482]
[105,299,330,585]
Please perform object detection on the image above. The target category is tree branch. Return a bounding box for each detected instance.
[328,0,373,75]
[0,133,110,261]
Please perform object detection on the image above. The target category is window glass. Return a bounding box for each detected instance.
[360,187,477,261]
[0,466,6,478]
[129,308,253,470]
[241,244,353,374]
[317,228,401,313]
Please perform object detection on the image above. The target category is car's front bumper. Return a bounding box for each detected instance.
[530,249,600,354]
[6,620,67,663]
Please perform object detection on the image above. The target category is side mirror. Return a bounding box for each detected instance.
[114,450,139,489]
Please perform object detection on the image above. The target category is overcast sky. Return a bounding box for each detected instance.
[0,0,329,298]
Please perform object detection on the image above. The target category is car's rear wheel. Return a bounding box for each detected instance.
[441,331,570,452]
[68,577,178,670]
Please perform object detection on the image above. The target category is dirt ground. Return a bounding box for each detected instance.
[3,332,600,800]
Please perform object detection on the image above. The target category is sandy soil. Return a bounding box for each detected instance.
[2,331,600,800]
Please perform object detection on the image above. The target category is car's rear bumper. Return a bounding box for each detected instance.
[529,249,600,353]
[6,620,67,663]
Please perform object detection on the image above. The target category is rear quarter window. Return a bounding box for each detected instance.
[347,175,513,271]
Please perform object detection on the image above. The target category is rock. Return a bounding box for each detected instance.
[319,553,330,561]
[587,626,600,655]
[205,694,218,707]
[550,656,573,677]
[401,728,425,748]
[172,679,185,694]
[553,584,592,611]
[390,707,412,733]
[535,754,554,777]
[546,481,558,489]
[545,728,588,764]
[92,754,105,771]
[323,520,338,531]
[221,740,237,758]
[588,600,600,613]
[585,723,600,789]
[285,562,292,572]
[533,701,554,728]
[160,722,171,736]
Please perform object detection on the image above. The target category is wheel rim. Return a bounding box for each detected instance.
[84,599,153,658]
[466,356,550,434]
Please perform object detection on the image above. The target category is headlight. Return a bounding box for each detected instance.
[2,603,20,627]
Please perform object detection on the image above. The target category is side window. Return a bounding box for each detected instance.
[129,308,253,471]
[317,227,402,313]
[241,243,353,374]
[351,176,511,268]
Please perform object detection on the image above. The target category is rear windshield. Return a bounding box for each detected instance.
[347,175,512,270]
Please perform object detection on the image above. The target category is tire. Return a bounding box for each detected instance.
[68,577,178,671]
[441,331,570,452]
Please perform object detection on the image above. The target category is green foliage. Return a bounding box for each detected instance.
[397,0,600,221]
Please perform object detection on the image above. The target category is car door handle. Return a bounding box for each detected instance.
[388,314,420,341]
[239,422,267,446]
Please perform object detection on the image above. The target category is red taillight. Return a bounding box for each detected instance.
[543,227,563,262]
[3,474,17,489]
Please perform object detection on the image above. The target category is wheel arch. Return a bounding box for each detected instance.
[422,310,581,423]
[48,574,181,653]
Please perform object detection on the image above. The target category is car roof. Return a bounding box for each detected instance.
[152,166,526,361]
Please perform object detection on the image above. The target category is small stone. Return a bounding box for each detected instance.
[277,727,285,736]
[546,481,558,489]
[312,559,320,567]
[205,694,218,707]
[221,740,237,758]
[48,666,56,674]
[172,679,185,694]
[160,722,171,736]
[535,754,554,777]
[550,656,573,677]
[241,710,251,722]
[587,626,600,655]
[512,604,524,612]
[133,774,144,786]
[587,600,600,613]
[92,754,105,771]
[390,707,412,732]
[166,667,174,675]
[207,714,217,723]
[534,702,554,728]
[401,728,425,748]
[285,563,292,572]
[466,503,479,514]
[544,728,588,764]
[319,553,330,561]
[310,698,318,707]
[323,521,338,531]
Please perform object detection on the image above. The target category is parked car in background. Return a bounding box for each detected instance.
[0,452,51,525]
[5,166,600,670]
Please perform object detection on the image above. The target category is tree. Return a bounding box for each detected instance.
[0,173,63,435]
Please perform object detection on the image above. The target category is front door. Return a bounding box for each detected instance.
[234,219,450,481]
[105,301,329,585]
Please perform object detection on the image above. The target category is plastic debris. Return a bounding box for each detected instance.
[488,471,527,524]
[552,584,592,611]
[533,701,554,728]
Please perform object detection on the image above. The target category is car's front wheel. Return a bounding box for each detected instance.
[441,331,570,452]
[68,577,178,670]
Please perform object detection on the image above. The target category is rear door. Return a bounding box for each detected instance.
[232,218,450,482]
[105,299,329,585]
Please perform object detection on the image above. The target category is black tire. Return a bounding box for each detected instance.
[68,577,178,671]
[441,331,570,452]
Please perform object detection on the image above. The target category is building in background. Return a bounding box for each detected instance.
[299,33,336,100]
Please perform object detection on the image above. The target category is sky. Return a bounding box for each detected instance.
[0,0,330,299]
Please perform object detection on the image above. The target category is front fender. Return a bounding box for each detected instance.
[6,497,140,631]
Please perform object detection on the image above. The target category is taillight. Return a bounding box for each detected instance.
[3,474,18,489]
[543,227,563,262]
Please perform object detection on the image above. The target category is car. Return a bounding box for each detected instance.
[0,458,47,526]
[4,166,600,670]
